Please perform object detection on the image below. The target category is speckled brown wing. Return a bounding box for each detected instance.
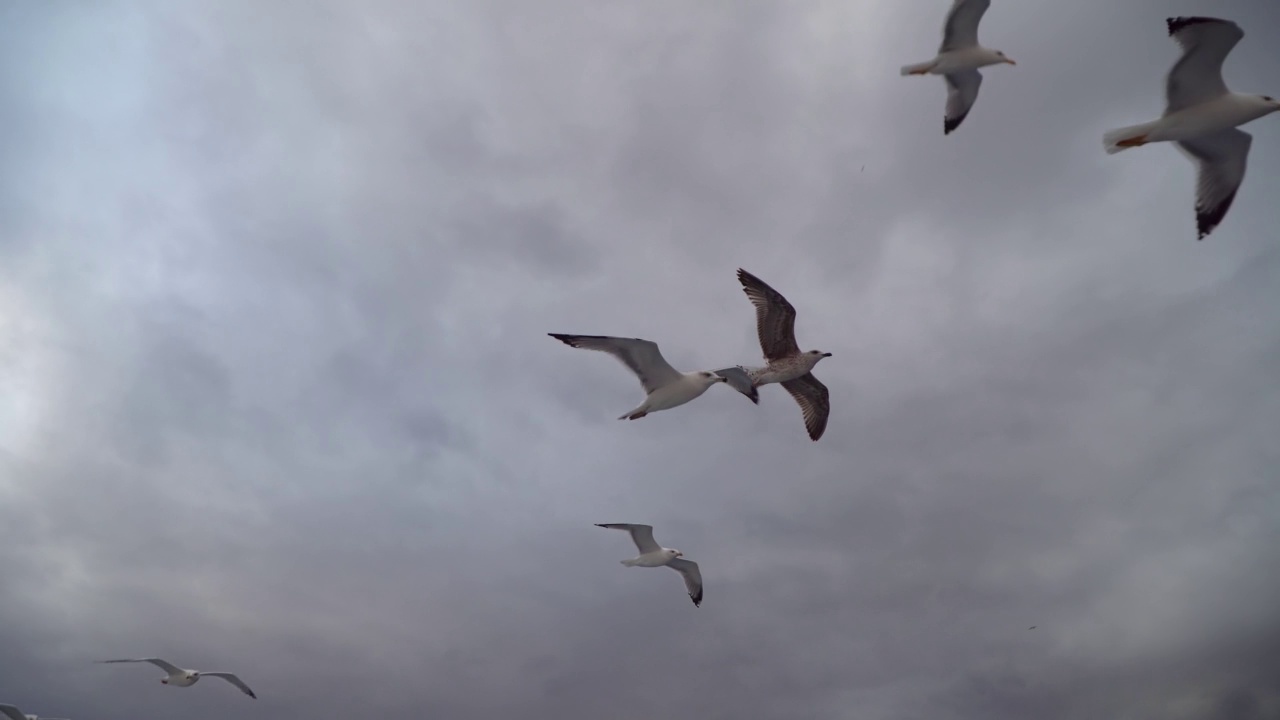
[737,268,799,361]
[780,372,829,441]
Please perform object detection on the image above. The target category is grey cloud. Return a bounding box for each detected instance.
[3,1,1280,719]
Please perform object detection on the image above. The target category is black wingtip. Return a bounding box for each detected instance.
[944,115,964,135]
[1166,16,1218,36]
[1195,190,1237,241]
[548,333,576,346]
[690,592,703,607]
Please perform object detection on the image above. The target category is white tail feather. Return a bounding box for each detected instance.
[621,558,640,567]
[1103,121,1158,154]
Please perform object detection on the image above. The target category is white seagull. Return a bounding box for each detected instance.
[726,269,833,441]
[98,658,257,699]
[900,0,1016,135]
[595,523,703,607]
[1103,16,1280,240]
[0,704,68,720]
[548,333,733,420]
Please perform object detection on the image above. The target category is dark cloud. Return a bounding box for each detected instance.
[2,1,1279,719]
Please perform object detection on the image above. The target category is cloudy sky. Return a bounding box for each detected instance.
[2,1,1279,718]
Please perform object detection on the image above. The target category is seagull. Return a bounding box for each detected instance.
[0,704,68,720]
[726,269,833,441]
[900,0,1016,135]
[98,658,257,699]
[595,523,703,607]
[1103,17,1280,239]
[548,333,734,420]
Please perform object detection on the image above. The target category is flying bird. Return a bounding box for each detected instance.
[0,704,69,720]
[900,0,1016,134]
[548,333,734,420]
[725,268,833,441]
[596,523,703,607]
[1103,16,1280,239]
[98,658,257,699]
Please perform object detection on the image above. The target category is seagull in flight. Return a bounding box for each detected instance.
[595,523,703,607]
[98,658,257,699]
[726,269,833,441]
[548,333,733,420]
[1103,16,1280,239]
[900,0,1016,135]
[0,704,68,720]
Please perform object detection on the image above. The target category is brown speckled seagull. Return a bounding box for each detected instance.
[728,268,833,441]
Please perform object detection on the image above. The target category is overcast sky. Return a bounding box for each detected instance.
[2,1,1279,719]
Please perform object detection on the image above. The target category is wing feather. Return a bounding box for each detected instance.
[712,366,759,404]
[736,269,800,361]
[668,558,703,607]
[780,373,830,441]
[202,672,258,699]
[548,334,682,394]
[1175,128,1251,240]
[99,657,183,675]
[944,70,983,135]
[1164,16,1242,114]
[595,523,661,554]
[939,0,990,53]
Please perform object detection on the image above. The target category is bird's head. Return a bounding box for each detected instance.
[1260,95,1280,113]
[995,49,1015,65]
[807,350,833,364]
[701,371,729,384]
[667,549,683,558]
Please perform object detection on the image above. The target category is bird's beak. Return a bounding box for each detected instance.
[822,352,833,357]
[1005,58,1017,65]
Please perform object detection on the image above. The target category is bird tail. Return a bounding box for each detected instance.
[621,558,641,567]
[900,60,935,76]
[1103,121,1158,154]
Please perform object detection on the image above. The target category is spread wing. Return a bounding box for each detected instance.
[736,268,799,361]
[0,704,29,720]
[668,558,703,607]
[939,0,990,53]
[1164,16,1242,114]
[712,366,759,404]
[780,372,830,441]
[548,334,682,394]
[202,672,257,699]
[595,523,661,554]
[943,70,983,135]
[1175,128,1251,240]
[99,657,183,675]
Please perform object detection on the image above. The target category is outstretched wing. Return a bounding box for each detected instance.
[595,523,661,554]
[780,372,830,441]
[99,657,183,675]
[668,558,703,607]
[736,269,799,361]
[548,334,682,394]
[202,672,257,699]
[0,704,30,720]
[712,366,759,404]
[1175,128,1251,240]
[943,69,983,135]
[939,0,990,53]
[1164,16,1242,114]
